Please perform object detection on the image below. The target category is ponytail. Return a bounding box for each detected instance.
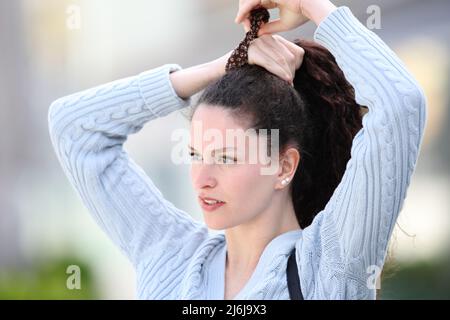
[290,39,364,228]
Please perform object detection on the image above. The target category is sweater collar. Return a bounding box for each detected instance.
[212,228,302,299]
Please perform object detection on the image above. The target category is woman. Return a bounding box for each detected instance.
[48,0,427,299]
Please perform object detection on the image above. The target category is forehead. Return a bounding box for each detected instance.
[190,104,257,150]
[191,104,244,131]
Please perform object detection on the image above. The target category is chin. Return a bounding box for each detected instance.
[205,220,227,231]
[204,216,235,231]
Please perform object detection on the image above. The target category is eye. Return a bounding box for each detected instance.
[217,155,237,164]
[189,151,203,162]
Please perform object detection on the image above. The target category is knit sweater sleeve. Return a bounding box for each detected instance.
[295,6,427,299]
[48,64,209,267]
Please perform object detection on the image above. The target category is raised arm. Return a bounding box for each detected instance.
[47,60,226,267]
[294,5,427,299]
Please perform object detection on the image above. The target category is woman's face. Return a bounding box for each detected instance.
[190,104,280,230]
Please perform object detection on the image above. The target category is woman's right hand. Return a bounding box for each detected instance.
[235,0,309,35]
[247,34,305,84]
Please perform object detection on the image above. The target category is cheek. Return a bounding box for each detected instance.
[227,164,274,209]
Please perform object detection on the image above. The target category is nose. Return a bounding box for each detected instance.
[191,163,217,190]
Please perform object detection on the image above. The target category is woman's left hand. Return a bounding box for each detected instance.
[170,35,303,99]
[212,35,304,90]
[247,34,304,84]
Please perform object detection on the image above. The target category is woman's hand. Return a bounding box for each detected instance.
[214,34,304,85]
[235,0,338,34]
[247,34,304,84]
[170,35,303,99]
[235,0,309,35]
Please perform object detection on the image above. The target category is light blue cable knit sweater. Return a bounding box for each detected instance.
[48,7,427,299]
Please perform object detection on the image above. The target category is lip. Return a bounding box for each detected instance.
[198,196,226,212]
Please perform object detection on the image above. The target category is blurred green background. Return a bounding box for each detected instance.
[0,0,449,299]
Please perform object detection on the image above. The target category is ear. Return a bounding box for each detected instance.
[275,147,300,190]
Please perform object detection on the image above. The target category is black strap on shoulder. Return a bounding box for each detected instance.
[287,248,304,300]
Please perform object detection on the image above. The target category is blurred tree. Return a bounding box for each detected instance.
[0,256,99,299]
[380,255,450,299]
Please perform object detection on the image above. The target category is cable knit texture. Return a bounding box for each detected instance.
[48,7,427,300]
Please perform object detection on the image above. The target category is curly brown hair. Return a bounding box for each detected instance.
[190,39,365,229]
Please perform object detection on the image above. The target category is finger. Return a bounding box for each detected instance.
[273,35,295,53]
[258,19,288,36]
[266,36,297,76]
[260,0,278,9]
[252,39,292,82]
[259,36,295,79]
[273,35,304,70]
[235,0,261,23]
[243,18,251,33]
[251,46,291,83]
[274,35,304,58]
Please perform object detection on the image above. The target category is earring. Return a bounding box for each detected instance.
[281,178,290,186]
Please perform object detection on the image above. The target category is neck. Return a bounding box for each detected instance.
[224,193,300,275]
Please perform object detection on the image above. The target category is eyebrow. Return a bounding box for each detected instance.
[188,144,237,153]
